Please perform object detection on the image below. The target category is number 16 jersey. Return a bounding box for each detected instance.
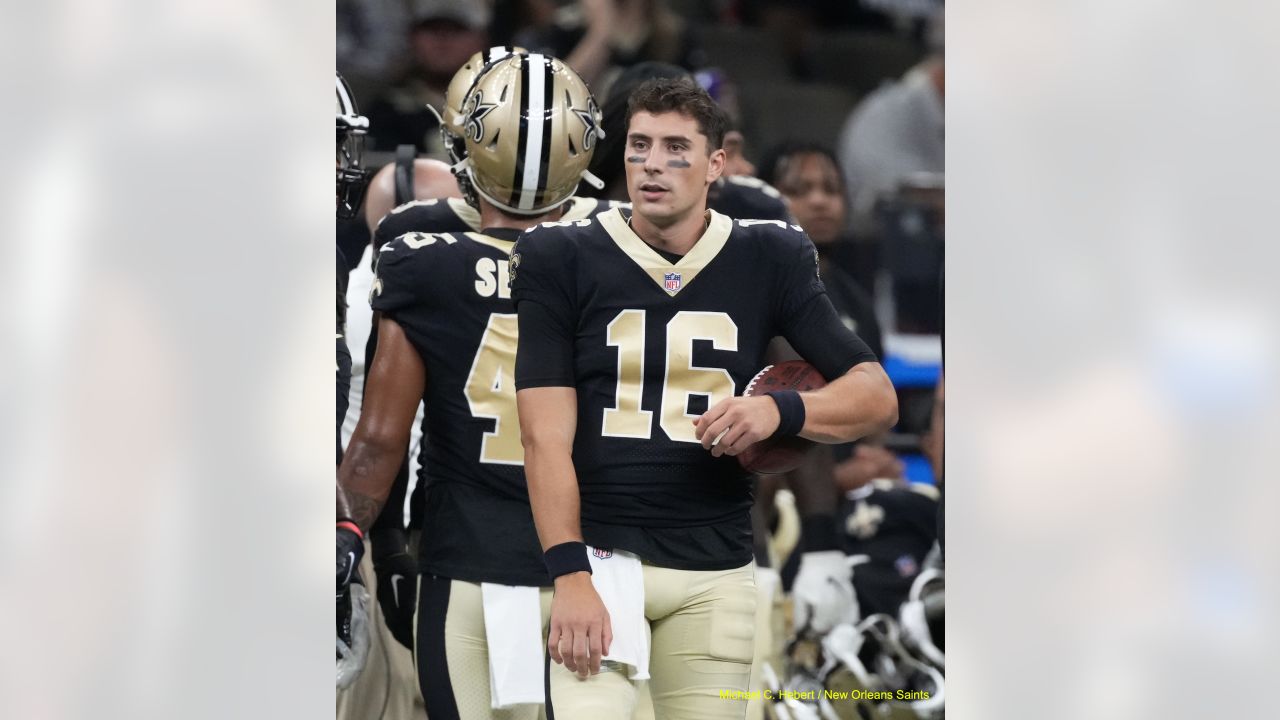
[511,208,877,570]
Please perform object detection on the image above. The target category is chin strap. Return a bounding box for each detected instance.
[580,169,605,190]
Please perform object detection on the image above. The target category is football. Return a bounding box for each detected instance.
[737,360,827,474]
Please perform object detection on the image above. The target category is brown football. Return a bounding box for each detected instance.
[737,360,827,474]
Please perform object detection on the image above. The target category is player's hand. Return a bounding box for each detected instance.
[371,528,418,650]
[337,569,366,657]
[337,525,365,594]
[548,572,612,679]
[693,395,781,457]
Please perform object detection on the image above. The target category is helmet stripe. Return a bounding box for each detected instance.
[336,74,355,116]
[534,58,555,200]
[516,54,548,211]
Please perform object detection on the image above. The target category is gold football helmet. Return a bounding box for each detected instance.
[459,53,605,215]
[436,46,525,208]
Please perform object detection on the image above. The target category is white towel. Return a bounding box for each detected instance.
[587,546,650,680]
[480,583,545,708]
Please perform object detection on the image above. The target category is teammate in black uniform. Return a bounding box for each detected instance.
[511,77,899,719]
[338,54,606,719]
[356,48,620,660]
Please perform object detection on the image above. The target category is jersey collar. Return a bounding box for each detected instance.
[598,207,733,297]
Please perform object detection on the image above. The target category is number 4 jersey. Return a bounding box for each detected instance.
[511,208,878,570]
[371,226,546,586]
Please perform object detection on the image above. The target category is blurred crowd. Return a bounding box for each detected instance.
[338,1,945,718]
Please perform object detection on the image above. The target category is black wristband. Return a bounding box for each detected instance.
[766,390,806,439]
[544,541,592,580]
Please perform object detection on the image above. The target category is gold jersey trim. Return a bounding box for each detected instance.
[452,195,600,232]
[597,208,733,297]
[448,196,483,232]
[463,231,517,255]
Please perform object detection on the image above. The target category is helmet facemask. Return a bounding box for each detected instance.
[336,73,370,219]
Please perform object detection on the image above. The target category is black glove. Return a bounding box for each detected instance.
[335,571,366,661]
[371,527,418,650]
[337,523,365,595]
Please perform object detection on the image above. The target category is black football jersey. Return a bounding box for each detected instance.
[372,195,621,251]
[839,480,940,615]
[707,175,793,223]
[371,227,548,586]
[511,208,876,570]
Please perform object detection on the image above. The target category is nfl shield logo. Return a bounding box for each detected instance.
[593,547,613,559]
[663,272,682,292]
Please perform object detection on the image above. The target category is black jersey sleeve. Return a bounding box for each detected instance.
[773,225,828,321]
[721,176,793,222]
[370,199,467,250]
[371,202,422,251]
[369,239,423,316]
[511,225,578,389]
[772,227,878,379]
[784,293,878,380]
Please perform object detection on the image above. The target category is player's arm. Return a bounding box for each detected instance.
[336,316,423,594]
[511,229,611,678]
[515,344,612,679]
[795,358,897,444]
[695,245,897,454]
[782,291,898,443]
[517,386,583,549]
[338,316,425,531]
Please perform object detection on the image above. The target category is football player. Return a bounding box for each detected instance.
[371,46,620,250]
[337,53,605,719]
[510,77,899,719]
[351,46,617,665]
[345,150,461,668]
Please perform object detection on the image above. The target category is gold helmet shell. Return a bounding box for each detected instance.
[443,46,525,144]
[461,53,605,215]
[437,46,525,210]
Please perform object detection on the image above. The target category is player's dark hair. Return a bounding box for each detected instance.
[757,141,847,191]
[626,77,729,152]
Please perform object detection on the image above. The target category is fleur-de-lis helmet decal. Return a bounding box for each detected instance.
[464,89,499,143]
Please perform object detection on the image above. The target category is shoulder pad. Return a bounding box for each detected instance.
[388,198,441,216]
[725,174,784,200]
[733,217,806,236]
